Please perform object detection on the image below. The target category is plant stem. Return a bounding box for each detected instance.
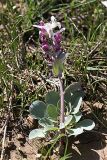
[59,76,65,153]
[59,77,64,124]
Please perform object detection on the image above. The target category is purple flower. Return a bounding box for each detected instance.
[42,43,49,52]
[33,16,65,63]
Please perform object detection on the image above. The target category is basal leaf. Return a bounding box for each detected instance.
[39,117,53,127]
[60,115,74,129]
[29,128,46,139]
[44,125,59,132]
[72,97,82,114]
[29,100,46,119]
[64,115,73,127]
[74,112,82,123]
[47,104,58,121]
[77,119,95,131]
[64,82,84,104]
[45,91,60,106]
[67,127,84,136]
[60,123,65,129]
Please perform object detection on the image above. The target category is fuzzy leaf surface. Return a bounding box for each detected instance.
[64,82,84,104]
[72,97,82,114]
[47,104,58,121]
[44,126,59,132]
[39,117,53,127]
[29,129,46,139]
[45,91,60,106]
[74,112,82,123]
[67,127,84,136]
[29,100,46,119]
[53,59,63,76]
[77,119,95,131]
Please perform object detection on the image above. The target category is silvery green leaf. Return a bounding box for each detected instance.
[74,112,82,123]
[60,123,65,129]
[29,129,46,139]
[64,83,84,106]
[53,59,64,76]
[72,97,82,114]
[57,51,66,62]
[45,91,60,106]
[67,127,84,136]
[44,126,59,132]
[29,101,46,119]
[47,104,58,121]
[64,115,73,127]
[87,67,105,71]
[77,119,95,131]
[66,102,72,114]
[60,115,74,129]
[39,117,53,127]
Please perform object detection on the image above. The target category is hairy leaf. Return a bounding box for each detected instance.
[53,59,63,76]
[29,129,46,139]
[44,125,59,132]
[39,117,53,127]
[29,100,46,119]
[67,127,84,136]
[72,97,82,114]
[64,115,73,127]
[64,82,84,104]
[77,119,95,131]
[46,91,60,106]
[47,104,58,121]
[60,115,74,129]
[74,112,82,123]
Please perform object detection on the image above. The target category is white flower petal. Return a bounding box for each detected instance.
[51,16,61,29]
[45,23,54,38]
[33,25,43,29]
[33,16,64,39]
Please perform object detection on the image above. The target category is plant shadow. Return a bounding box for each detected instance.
[67,130,107,160]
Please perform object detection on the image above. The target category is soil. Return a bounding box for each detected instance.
[1,132,107,160]
[0,111,107,160]
[71,131,107,160]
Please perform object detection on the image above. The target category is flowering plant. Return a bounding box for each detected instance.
[29,16,95,152]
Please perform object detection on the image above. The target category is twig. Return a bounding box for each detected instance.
[0,116,9,160]
[0,80,13,160]
[0,120,7,134]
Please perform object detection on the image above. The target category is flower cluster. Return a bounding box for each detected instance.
[33,16,65,64]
